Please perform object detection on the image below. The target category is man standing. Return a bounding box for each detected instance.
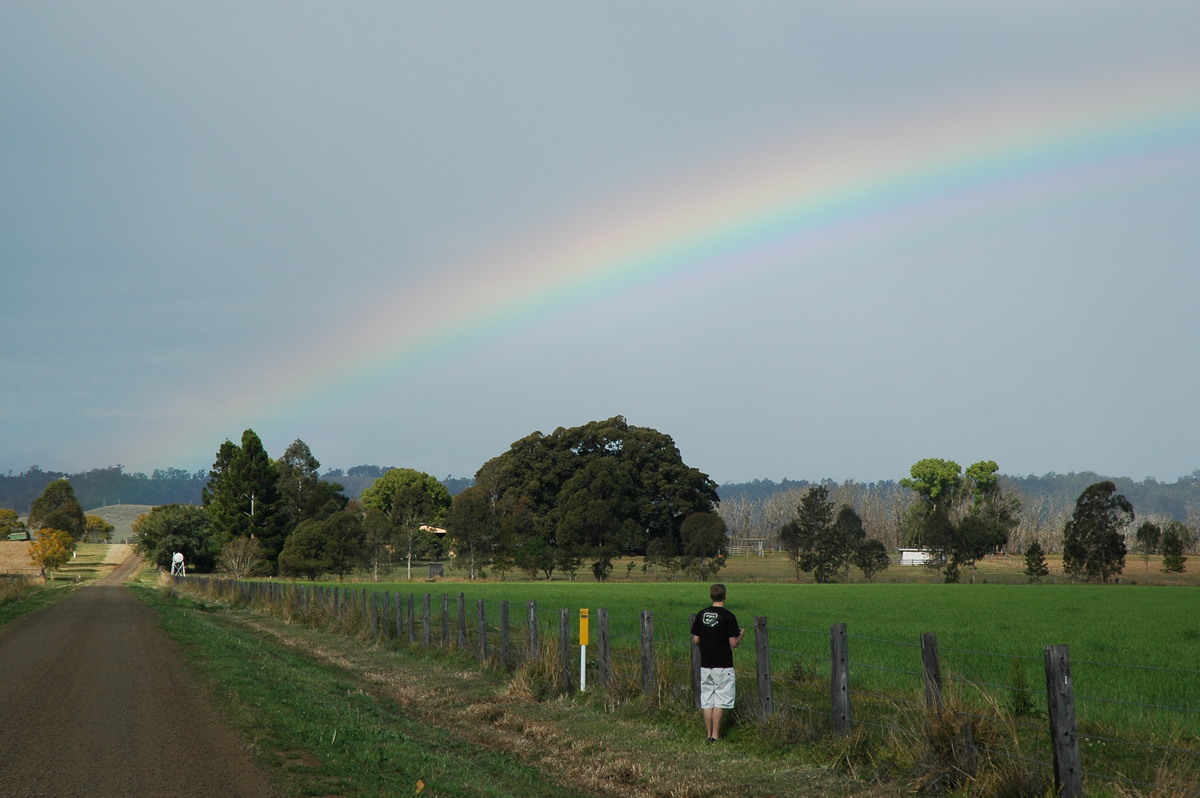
[690,583,745,742]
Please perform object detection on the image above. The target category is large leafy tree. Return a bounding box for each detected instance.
[276,439,345,525]
[778,484,836,581]
[445,485,497,580]
[678,510,728,580]
[1160,521,1190,574]
[778,486,868,583]
[361,468,450,580]
[28,478,86,540]
[277,518,332,580]
[133,504,220,572]
[202,430,285,562]
[1062,481,1132,583]
[901,459,1018,582]
[28,528,75,578]
[475,416,718,568]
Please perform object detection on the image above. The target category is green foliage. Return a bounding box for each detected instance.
[902,459,1020,582]
[28,528,76,575]
[360,468,451,521]
[778,486,872,583]
[323,511,364,580]
[678,511,728,580]
[475,417,718,573]
[1062,481,1132,583]
[900,459,962,506]
[277,518,332,580]
[132,504,220,571]
[1161,521,1189,574]
[0,508,28,540]
[276,439,347,525]
[28,478,86,539]
[202,430,286,562]
[851,538,890,580]
[1023,541,1049,582]
[83,514,114,543]
[446,485,497,580]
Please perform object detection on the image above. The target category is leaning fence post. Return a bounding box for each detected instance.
[921,632,943,713]
[1044,645,1084,797]
[640,610,655,698]
[830,622,852,736]
[598,608,612,689]
[690,613,701,709]
[754,616,774,717]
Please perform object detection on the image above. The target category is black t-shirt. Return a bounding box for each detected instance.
[691,605,739,669]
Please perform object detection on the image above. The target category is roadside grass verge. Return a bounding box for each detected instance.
[136,574,884,798]
[0,577,75,628]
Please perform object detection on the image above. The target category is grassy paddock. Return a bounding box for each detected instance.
[320,579,1200,740]
[181,572,1200,794]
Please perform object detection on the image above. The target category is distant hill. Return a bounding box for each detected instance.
[88,504,154,543]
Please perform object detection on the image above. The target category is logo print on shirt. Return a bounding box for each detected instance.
[702,611,720,627]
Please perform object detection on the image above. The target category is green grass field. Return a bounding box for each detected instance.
[319,575,1200,743]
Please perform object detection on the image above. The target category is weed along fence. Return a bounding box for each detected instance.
[174,577,1200,796]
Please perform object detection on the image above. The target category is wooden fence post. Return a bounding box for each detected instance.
[640,610,655,698]
[598,608,612,689]
[1044,645,1084,797]
[830,622,852,736]
[527,600,538,659]
[457,593,467,649]
[477,600,489,662]
[559,609,574,694]
[407,593,415,644]
[500,600,510,665]
[422,594,431,648]
[754,616,773,717]
[921,632,943,713]
[441,593,450,647]
[690,613,701,709]
[394,592,403,639]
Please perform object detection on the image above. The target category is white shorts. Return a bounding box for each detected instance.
[699,667,736,709]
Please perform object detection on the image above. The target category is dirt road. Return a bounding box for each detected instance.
[0,555,280,797]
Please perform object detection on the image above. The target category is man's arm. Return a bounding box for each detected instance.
[729,628,745,648]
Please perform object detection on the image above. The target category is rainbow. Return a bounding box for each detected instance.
[142,77,1200,468]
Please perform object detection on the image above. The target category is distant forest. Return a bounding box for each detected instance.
[2,464,1197,527]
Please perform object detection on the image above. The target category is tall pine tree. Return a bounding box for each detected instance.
[202,430,285,563]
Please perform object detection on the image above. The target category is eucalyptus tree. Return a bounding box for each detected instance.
[361,468,450,580]
[1062,481,1133,583]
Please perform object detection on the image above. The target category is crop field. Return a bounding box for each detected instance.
[327,575,1200,767]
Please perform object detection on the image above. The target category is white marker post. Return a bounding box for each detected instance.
[579,608,589,692]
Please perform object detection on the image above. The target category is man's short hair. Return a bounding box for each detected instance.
[710,583,727,603]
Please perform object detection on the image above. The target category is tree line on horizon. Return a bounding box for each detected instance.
[118,417,731,583]
[4,463,1199,526]
[6,418,1195,586]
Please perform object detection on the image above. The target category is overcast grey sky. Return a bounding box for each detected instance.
[3,2,1199,485]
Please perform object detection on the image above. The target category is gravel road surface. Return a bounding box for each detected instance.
[0,555,280,797]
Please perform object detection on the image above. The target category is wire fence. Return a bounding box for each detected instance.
[171,576,1200,796]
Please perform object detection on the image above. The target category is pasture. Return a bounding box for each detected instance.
[328,576,1200,743]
